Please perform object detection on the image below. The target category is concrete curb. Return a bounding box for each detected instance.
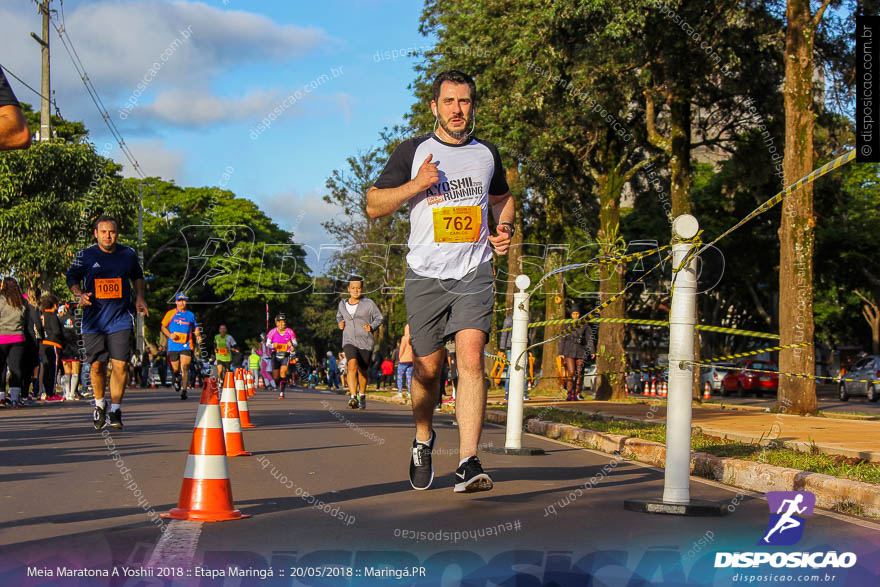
[483,410,880,518]
[543,405,880,464]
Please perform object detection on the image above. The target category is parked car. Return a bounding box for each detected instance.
[700,362,738,393]
[581,363,597,391]
[838,354,880,402]
[721,360,778,397]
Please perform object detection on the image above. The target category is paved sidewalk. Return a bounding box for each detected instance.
[489,391,880,463]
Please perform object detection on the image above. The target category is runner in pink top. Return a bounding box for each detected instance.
[266,313,296,398]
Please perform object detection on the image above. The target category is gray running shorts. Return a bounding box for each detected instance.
[404,261,495,357]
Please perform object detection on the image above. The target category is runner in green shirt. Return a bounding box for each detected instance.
[214,324,237,382]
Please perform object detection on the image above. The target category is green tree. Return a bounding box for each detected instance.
[127,177,310,348]
[322,130,411,351]
[20,102,89,143]
[0,141,136,291]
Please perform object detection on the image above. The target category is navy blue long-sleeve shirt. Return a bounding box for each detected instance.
[66,244,143,334]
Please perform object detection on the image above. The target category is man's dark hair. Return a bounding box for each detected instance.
[94,215,118,231]
[348,275,363,284]
[39,293,59,311]
[432,70,476,105]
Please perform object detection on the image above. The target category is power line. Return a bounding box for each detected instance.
[0,62,63,118]
[37,0,146,178]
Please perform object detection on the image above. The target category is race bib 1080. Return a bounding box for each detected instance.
[432,206,481,243]
[94,278,122,299]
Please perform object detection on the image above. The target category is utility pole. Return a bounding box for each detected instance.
[30,0,51,141]
[137,183,145,355]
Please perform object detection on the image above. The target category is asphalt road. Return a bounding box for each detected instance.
[1,386,879,586]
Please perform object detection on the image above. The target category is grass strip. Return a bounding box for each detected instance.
[520,407,880,485]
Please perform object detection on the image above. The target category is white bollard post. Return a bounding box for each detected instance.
[505,274,531,450]
[623,214,725,515]
[488,274,544,456]
[663,214,700,504]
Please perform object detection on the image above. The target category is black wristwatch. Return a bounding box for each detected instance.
[500,222,515,237]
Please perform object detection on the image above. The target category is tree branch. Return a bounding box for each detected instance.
[645,92,671,152]
[812,0,832,28]
[621,154,660,184]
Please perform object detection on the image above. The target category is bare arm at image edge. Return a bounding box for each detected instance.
[0,69,31,151]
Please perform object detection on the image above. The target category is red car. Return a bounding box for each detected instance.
[721,360,778,397]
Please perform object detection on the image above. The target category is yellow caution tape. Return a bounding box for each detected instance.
[683,360,880,385]
[699,150,856,254]
[526,246,671,297]
[500,317,780,340]
[699,342,811,364]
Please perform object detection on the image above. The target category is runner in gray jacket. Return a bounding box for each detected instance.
[337,278,383,409]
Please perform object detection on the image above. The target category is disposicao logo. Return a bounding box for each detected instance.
[714,491,857,570]
[761,491,815,546]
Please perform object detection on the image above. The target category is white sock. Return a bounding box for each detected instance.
[111,403,121,413]
[71,375,80,397]
[459,457,473,467]
[95,398,106,409]
[61,375,70,397]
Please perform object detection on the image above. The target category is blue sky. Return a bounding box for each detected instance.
[1,0,434,268]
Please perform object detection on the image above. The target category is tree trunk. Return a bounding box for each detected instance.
[856,291,880,356]
[668,94,692,216]
[777,0,820,414]
[594,170,626,401]
[535,247,565,392]
[504,166,525,316]
[534,186,565,393]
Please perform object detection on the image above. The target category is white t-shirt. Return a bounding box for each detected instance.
[373,133,509,279]
[345,301,359,316]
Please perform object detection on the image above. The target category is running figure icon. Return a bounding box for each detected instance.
[760,491,815,546]
[762,494,806,544]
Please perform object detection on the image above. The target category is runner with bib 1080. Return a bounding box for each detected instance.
[66,215,148,431]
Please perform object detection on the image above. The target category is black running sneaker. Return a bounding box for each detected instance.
[108,409,123,430]
[180,388,187,401]
[93,404,106,430]
[348,396,359,409]
[358,394,366,410]
[409,429,436,490]
[172,372,181,393]
[454,456,493,493]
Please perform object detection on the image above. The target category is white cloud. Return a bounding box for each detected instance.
[259,191,340,243]
[0,1,339,130]
[113,138,186,181]
[138,88,278,126]
[56,0,334,87]
[256,190,347,275]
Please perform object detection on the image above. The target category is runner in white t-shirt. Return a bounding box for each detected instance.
[366,70,514,493]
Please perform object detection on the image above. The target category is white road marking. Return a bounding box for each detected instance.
[146,520,204,568]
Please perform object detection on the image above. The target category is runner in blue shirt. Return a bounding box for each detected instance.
[161,292,202,401]
[66,215,148,430]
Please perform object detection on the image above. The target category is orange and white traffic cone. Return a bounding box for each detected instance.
[661,381,668,398]
[235,370,255,428]
[703,382,712,400]
[259,377,265,389]
[649,380,656,396]
[246,371,255,398]
[220,371,251,457]
[161,378,249,521]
